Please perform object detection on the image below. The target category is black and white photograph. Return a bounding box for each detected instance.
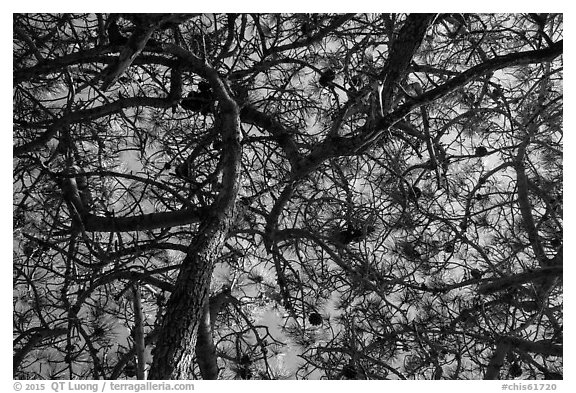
[12,12,563,382]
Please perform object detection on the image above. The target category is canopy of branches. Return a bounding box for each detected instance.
[13,13,562,380]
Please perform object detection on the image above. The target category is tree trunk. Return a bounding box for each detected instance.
[148,69,242,379]
[484,340,511,380]
[195,302,219,379]
[147,240,221,379]
[131,285,146,380]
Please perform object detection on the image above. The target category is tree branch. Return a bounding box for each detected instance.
[378,13,436,114]
[131,285,147,379]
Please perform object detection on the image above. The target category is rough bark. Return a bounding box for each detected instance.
[484,340,511,380]
[378,14,436,114]
[147,56,242,379]
[147,221,228,379]
[501,336,562,357]
[477,266,562,295]
[100,14,192,91]
[195,303,219,379]
[82,207,207,233]
[132,285,147,379]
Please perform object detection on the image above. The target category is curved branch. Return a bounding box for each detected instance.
[13,327,68,374]
[501,336,562,357]
[515,142,553,270]
[361,40,563,152]
[378,13,436,114]
[477,266,563,295]
[484,340,511,380]
[148,47,243,379]
[14,49,176,84]
[82,207,207,233]
[14,26,44,62]
[240,106,302,168]
[100,14,193,90]
[265,14,355,56]
[14,96,177,156]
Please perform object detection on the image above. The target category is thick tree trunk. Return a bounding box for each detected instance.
[148,65,242,379]
[148,173,240,380]
[131,285,146,380]
[484,340,511,380]
[378,13,435,114]
[147,240,221,379]
[195,302,219,379]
